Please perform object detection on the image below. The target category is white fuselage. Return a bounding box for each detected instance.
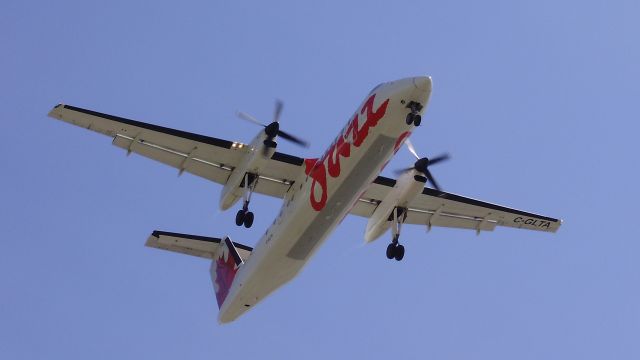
[219,77,432,323]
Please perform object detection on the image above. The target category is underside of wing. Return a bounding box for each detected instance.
[48,104,306,199]
[353,176,561,233]
[146,230,253,260]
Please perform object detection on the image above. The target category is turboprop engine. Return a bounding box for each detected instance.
[364,139,450,242]
[364,170,426,242]
[218,126,279,211]
[219,101,309,228]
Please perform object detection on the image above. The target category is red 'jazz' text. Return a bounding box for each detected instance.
[305,94,390,211]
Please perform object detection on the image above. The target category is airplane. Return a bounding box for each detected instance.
[48,76,562,323]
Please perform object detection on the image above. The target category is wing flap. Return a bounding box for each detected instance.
[112,134,232,184]
[405,209,498,231]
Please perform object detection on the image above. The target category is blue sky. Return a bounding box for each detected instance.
[2,0,639,358]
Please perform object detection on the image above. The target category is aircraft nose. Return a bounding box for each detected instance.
[413,76,432,92]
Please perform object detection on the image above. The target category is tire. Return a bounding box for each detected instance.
[243,211,254,228]
[235,210,245,226]
[405,113,414,125]
[386,243,396,259]
[394,245,405,261]
[413,115,422,126]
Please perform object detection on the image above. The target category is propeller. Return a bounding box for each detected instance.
[237,100,309,155]
[394,138,450,191]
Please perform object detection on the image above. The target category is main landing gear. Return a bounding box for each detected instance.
[386,207,407,261]
[405,101,423,127]
[235,173,258,228]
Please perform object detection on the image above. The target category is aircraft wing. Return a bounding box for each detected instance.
[48,104,305,198]
[351,176,561,233]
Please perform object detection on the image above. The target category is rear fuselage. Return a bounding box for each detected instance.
[219,77,432,323]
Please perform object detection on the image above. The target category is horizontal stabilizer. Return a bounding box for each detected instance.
[145,231,253,260]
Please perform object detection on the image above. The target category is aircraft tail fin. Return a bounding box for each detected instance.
[210,237,246,309]
[145,231,251,309]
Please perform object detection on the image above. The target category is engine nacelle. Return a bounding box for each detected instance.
[364,171,426,242]
[219,131,277,210]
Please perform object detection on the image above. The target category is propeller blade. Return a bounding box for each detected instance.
[405,138,420,160]
[237,111,266,127]
[273,100,284,123]
[278,129,309,148]
[424,169,441,191]
[238,100,309,150]
[393,167,414,175]
[396,139,448,189]
[428,153,451,166]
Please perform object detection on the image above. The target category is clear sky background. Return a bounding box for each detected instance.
[2,0,639,359]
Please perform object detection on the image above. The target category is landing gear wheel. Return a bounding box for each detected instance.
[394,245,405,261]
[235,210,245,226]
[405,113,414,125]
[243,211,254,228]
[386,243,396,259]
[413,114,422,126]
[237,173,259,228]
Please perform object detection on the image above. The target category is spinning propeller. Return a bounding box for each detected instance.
[237,100,309,155]
[394,138,450,191]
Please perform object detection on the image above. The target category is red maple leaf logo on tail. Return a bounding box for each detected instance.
[214,254,238,308]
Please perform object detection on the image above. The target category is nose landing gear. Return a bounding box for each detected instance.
[386,207,407,261]
[405,101,423,126]
[235,173,258,228]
